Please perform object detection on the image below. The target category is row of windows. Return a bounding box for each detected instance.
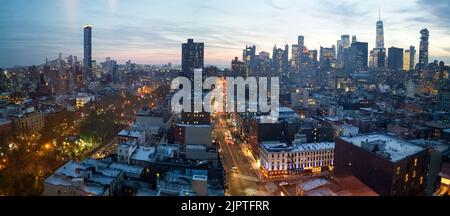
[270,151,333,158]
[269,162,332,171]
[269,155,334,163]
[268,158,334,167]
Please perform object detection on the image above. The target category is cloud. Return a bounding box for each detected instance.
[416,0,450,28]
[320,0,370,17]
[265,0,288,10]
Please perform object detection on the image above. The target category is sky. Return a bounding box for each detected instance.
[1,0,450,68]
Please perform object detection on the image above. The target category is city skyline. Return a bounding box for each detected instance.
[1,0,450,67]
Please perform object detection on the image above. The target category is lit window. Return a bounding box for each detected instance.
[419,176,424,185]
[405,174,409,183]
[412,170,416,178]
[396,167,400,175]
[414,158,418,167]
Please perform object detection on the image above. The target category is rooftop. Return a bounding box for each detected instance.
[118,129,143,138]
[109,163,144,176]
[131,146,155,162]
[340,134,425,162]
[261,142,335,153]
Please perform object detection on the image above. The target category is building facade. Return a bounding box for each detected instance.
[335,134,430,196]
[182,39,204,79]
[259,142,335,179]
[83,25,92,81]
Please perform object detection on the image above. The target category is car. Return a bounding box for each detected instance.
[279,182,289,186]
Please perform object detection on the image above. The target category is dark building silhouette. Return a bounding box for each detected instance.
[83,25,92,82]
[419,29,429,66]
[388,47,404,70]
[345,41,368,73]
[182,39,204,79]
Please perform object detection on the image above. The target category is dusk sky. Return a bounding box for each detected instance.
[1,0,449,67]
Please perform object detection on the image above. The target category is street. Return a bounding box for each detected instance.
[214,114,270,196]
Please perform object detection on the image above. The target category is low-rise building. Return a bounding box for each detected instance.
[9,111,44,132]
[156,170,223,196]
[118,129,145,145]
[117,140,138,164]
[43,160,123,196]
[335,133,430,195]
[259,141,335,179]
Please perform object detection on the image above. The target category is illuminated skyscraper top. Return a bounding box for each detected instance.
[376,10,384,49]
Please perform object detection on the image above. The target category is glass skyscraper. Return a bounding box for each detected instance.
[376,18,384,49]
[83,25,92,82]
[403,46,416,71]
[419,28,429,65]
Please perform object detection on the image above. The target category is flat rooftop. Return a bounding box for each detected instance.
[340,134,425,162]
[118,129,143,138]
[261,142,335,153]
[131,146,155,162]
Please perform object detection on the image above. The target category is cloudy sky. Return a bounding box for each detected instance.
[0,0,449,67]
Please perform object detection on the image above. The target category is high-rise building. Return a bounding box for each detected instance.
[291,44,299,69]
[370,48,386,69]
[243,45,257,75]
[419,28,429,65]
[298,35,305,47]
[337,35,351,68]
[370,12,387,69]
[376,12,385,49]
[388,47,404,70]
[297,35,305,68]
[272,44,289,75]
[403,46,416,71]
[231,57,245,76]
[403,50,411,71]
[319,46,336,70]
[83,25,93,82]
[308,50,318,64]
[346,42,368,73]
[182,39,204,79]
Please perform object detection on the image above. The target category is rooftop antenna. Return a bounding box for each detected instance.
[378,8,381,21]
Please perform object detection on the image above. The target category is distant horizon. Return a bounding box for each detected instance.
[1,0,450,68]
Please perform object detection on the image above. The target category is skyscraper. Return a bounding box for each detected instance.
[376,12,385,49]
[419,28,429,65]
[291,44,299,69]
[388,47,404,70]
[319,46,336,70]
[243,45,256,68]
[404,50,411,71]
[403,46,416,71]
[370,12,386,69]
[337,35,350,68]
[296,35,305,69]
[272,44,289,76]
[298,35,305,47]
[182,39,204,79]
[345,41,368,73]
[83,25,92,82]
